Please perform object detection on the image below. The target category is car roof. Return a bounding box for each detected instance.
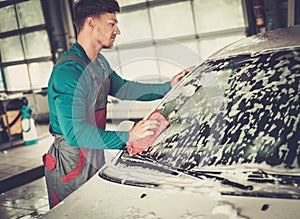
[209,24,300,60]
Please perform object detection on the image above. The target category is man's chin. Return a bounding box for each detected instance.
[102,44,114,49]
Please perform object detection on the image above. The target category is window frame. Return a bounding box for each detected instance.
[0,0,53,92]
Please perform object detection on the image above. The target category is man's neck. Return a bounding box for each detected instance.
[77,34,102,61]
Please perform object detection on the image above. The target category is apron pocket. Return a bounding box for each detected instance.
[62,149,86,183]
[43,153,57,171]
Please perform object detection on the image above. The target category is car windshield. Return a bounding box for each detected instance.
[131,46,300,174]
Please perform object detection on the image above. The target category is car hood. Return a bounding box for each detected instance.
[43,166,300,219]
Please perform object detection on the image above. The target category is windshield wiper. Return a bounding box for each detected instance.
[123,155,253,190]
[246,169,300,186]
[184,169,254,190]
[119,152,179,176]
[187,168,300,189]
[122,153,254,190]
[121,153,300,190]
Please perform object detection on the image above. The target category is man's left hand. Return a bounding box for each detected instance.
[170,65,196,88]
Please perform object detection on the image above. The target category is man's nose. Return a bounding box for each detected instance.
[114,25,121,35]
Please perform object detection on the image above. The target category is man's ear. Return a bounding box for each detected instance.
[86,17,95,30]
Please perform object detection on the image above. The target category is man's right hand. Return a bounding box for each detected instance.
[128,119,158,142]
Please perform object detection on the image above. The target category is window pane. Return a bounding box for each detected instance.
[0,36,24,62]
[157,59,182,81]
[119,46,159,81]
[22,30,51,59]
[120,59,160,82]
[0,5,18,32]
[118,0,145,7]
[193,0,245,33]
[116,9,152,44]
[29,61,53,89]
[150,2,195,38]
[178,40,201,60]
[155,39,202,75]
[198,33,246,59]
[16,0,45,28]
[4,64,30,91]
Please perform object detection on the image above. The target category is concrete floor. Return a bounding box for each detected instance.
[0,123,53,219]
[0,122,121,219]
[0,177,49,218]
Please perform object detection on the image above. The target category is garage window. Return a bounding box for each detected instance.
[0,0,53,92]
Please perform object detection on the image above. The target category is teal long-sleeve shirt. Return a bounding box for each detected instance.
[48,43,171,150]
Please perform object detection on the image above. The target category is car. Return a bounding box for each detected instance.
[42,25,300,219]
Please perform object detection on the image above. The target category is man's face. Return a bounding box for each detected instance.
[93,12,121,49]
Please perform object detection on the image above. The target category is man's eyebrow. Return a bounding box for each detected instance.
[108,19,118,23]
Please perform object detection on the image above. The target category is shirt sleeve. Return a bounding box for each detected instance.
[97,53,171,101]
[51,62,128,149]
[109,71,171,101]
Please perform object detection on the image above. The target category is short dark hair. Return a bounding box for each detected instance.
[73,0,120,33]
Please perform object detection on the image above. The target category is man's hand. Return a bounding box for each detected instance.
[170,65,196,88]
[128,119,158,142]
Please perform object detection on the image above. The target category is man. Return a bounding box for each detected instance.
[43,0,194,208]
